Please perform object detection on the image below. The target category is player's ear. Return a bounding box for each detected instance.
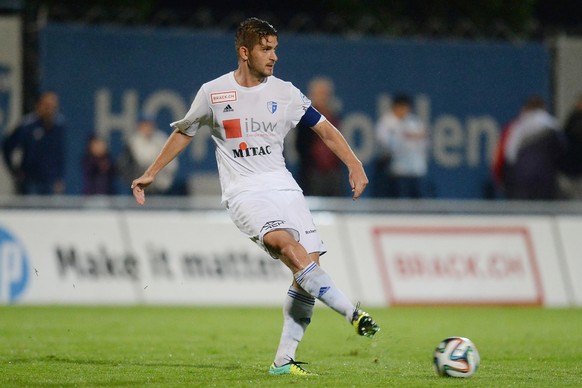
[239,46,249,61]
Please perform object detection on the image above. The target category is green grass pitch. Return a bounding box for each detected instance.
[1,306,581,386]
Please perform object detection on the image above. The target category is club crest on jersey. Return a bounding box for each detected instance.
[267,101,277,114]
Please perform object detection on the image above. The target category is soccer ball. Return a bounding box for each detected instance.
[433,336,480,377]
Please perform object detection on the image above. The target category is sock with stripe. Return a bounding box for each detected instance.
[273,285,315,366]
[294,261,355,323]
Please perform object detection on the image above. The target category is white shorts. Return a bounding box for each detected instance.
[226,189,326,258]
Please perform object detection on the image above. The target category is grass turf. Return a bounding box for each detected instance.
[0,306,581,387]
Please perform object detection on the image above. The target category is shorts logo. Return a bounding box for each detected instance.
[260,220,286,233]
[211,91,237,104]
[267,101,277,114]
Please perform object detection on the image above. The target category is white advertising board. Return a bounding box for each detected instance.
[342,215,567,307]
[555,216,582,306]
[0,210,579,306]
[124,211,290,305]
[0,210,139,304]
[122,211,355,305]
[0,210,356,305]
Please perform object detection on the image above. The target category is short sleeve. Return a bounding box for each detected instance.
[288,86,312,128]
[170,87,213,136]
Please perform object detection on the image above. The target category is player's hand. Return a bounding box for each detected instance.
[131,175,154,205]
[349,163,368,200]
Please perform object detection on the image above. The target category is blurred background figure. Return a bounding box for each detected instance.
[563,95,582,167]
[1,91,66,195]
[118,115,178,195]
[374,94,428,198]
[295,76,344,196]
[82,135,116,195]
[491,101,529,197]
[559,94,582,199]
[503,95,564,200]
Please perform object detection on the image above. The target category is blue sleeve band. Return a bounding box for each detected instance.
[298,105,322,128]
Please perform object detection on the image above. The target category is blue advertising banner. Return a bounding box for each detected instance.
[40,23,550,198]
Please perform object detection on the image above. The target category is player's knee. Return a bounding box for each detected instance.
[264,230,296,255]
[264,230,310,270]
[279,243,297,259]
[275,242,309,272]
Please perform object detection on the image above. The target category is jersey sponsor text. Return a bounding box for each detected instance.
[232,144,272,158]
[211,91,237,104]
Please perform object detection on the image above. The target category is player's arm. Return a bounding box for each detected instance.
[131,129,192,205]
[310,116,368,200]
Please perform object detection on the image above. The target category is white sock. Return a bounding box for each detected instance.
[294,262,355,323]
[273,286,315,366]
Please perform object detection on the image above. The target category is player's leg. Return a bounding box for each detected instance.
[270,250,326,376]
[225,189,379,373]
[272,251,320,369]
[264,229,379,339]
[264,229,358,323]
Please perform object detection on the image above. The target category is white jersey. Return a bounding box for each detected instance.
[172,71,310,202]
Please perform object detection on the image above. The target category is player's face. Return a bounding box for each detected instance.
[247,36,278,78]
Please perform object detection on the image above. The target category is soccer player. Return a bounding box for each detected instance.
[131,17,379,376]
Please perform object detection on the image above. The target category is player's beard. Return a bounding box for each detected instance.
[247,59,274,80]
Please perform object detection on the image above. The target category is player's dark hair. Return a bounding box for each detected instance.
[235,17,277,54]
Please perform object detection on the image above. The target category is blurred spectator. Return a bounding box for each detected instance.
[504,96,563,200]
[492,102,528,195]
[559,95,582,199]
[563,95,582,173]
[1,91,66,195]
[118,115,178,195]
[374,94,428,198]
[82,135,116,195]
[295,76,344,196]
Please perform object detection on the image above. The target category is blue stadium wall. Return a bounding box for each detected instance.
[40,23,551,198]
